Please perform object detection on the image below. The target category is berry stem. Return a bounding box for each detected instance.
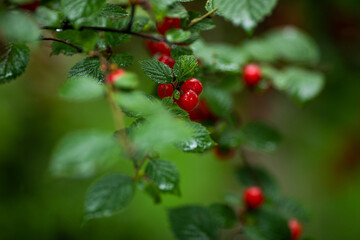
[186,8,218,29]
[40,36,83,53]
[133,153,150,180]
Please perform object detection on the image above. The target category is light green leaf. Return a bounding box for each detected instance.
[84,174,135,220]
[0,43,30,83]
[61,0,106,20]
[68,57,104,82]
[59,76,105,101]
[145,159,180,193]
[167,2,189,18]
[35,7,61,26]
[141,59,173,84]
[169,206,219,240]
[99,4,128,18]
[166,29,192,43]
[173,55,199,81]
[213,0,278,31]
[50,130,121,178]
[176,121,215,153]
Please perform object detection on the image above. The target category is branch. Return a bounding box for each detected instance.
[126,1,136,31]
[186,8,218,29]
[40,36,83,53]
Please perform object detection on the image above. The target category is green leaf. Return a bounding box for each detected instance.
[244,209,291,240]
[213,0,278,31]
[140,59,173,84]
[0,43,30,83]
[0,10,40,42]
[99,4,128,18]
[235,166,280,201]
[61,0,106,21]
[84,174,135,220]
[171,45,193,60]
[276,197,311,223]
[241,122,282,152]
[111,53,134,67]
[114,72,139,90]
[209,203,237,228]
[203,85,233,118]
[166,29,192,43]
[116,92,160,118]
[269,67,325,103]
[68,57,104,82]
[176,121,215,153]
[166,2,189,18]
[145,159,180,194]
[173,55,199,81]
[34,7,61,26]
[188,11,216,33]
[168,206,219,240]
[59,76,105,101]
[50,130,121,178]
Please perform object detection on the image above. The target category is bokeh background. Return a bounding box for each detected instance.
[1,0,360,239]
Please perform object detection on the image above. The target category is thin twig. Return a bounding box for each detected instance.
[186,8,218,29]
[41,37,83,53]
[133,153,149,180]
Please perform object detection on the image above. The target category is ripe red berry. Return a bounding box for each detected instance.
[243,186,264,208]
[157,84,174,99]
[158,54,175,69]
[106,69,126,84]
[288,219,302,240]
[177,90,199,112]
[188,100,215,122]
[19,0,39,12]
[145,40,171,56]
[180,78,203,95]
[213,146,237,160]
[156,17,181,35]
[243,63,262,87]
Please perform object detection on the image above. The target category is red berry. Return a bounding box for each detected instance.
[213,146,237,160]
[145,40,171,56]
[106,69,126,84]
[157,84,174,99]
[156,17,181,35]
[180,78,203,95]
[288,219,302,240]
[243,186,264,208]
[19,0,39,12]
[177,90,199,112]
[158,54,175,69]
[188,100,215,122]
[243,63,262,87]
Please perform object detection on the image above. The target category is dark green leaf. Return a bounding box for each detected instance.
[276,197,311,223]
[50,130,121,178]
[176,121,215,153]
[111,53,134,67]
[61,0,106,21]
[188,12,215,33]
[84,174,135,220]
[171,45,193,59]
[99,4,128,18]
[209,203,237,228]
[68,57,104,82]
[59,76,105,101]
[173,55,199,81]
[0,42,30,83]
[140,59,173,84]
[169,206,219,240]
[145,159,180,194]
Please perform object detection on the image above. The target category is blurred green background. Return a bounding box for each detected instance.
[1,0,360,239]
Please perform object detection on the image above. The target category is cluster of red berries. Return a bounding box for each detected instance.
[158,78,202,112]
[243,63,262,87]
[243,186,303,240]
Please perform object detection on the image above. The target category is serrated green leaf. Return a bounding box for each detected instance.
[145,159,180,193]
[99,4,128,18]
[50,130,121,178]
[213,0,278,31]
[167,2,189,18]
[176,121,215,153]
[59,76,105,101]
[0,10,40,42]
[173,55,199,81]
[111,53,134,67]
[68,57,104,82]
[242,122,282,152]
[235,166,280,201]
[141,59,173,84]
[35,6,61,26]
[0,42,30,83]
[171,45,193,60]
[166,29,191,43]
[84,174,135,220]
[168,206,219,240]
[61,0,106,21]
[209,203,237,228]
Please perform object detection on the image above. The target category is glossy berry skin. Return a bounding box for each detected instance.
[181,78,203,95]
[145,40,171,56]
[243,186,264,209]
[157,84,174,99]
[156,17,181,35]
[106,69,126,84]
[19,0,39,12]
[288,219,302,240]
[177,90,199,112]
[158,54,175,69]
[213,146,237,160]
[243,63,262,87]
